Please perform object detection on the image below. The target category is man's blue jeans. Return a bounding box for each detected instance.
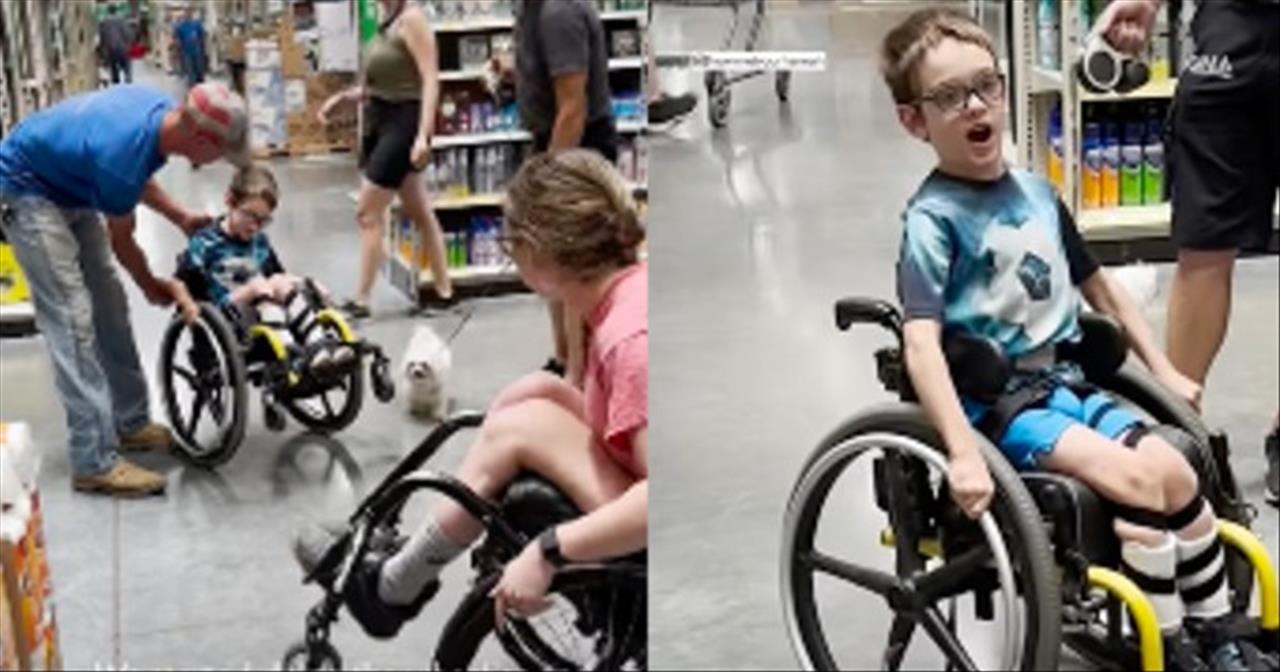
[181,47,205,87]
[0,194,150,476]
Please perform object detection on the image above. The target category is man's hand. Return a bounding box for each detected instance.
[178,210,212,236]
[1094,0,1161,55]
[1155,366,1203,411]
[948,445,995,520]
[143,278,181,307]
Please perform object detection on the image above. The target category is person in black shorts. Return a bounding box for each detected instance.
[487,0,622,379]
[1094,0,1279,506]
[317,0,454,318]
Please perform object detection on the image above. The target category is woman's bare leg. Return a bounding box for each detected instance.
[398,173,453,300]
[355,179,398,306]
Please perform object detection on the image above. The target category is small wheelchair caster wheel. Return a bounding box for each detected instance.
[372,360,395,403]
[264,394,287,432]
[282,640,342,671]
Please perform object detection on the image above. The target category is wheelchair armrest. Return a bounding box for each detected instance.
[1058,313,1127,382]
[834,297,902,337]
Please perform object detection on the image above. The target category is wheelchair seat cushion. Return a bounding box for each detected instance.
[1022,471,1120,566]
[498,473,584,539]
[497,473,647,566]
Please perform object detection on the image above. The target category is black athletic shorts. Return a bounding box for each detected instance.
[1169,0,1280,251]
[361,97,423,190]
[533,115,619,163]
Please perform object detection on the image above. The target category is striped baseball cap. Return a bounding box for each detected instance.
[184,82,250,167]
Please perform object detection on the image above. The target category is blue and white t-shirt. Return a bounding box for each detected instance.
[180,218,284,306]
[896,168,1100,358]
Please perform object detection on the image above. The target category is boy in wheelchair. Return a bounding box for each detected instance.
[169,165,354,378]
[880,9,1271,671]
[293,150,648,642]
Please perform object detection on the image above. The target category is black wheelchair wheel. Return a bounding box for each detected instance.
[706,71,730,128]
[781,403,1061,671]
[434,569,647,671]
[159,305,248,468]
[281,324,365,433]
[281,640,342,671]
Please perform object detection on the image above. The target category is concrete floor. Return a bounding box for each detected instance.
[0,68,553,669]
[647,2,1279,670]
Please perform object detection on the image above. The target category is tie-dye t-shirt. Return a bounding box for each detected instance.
[896,168,1099,358]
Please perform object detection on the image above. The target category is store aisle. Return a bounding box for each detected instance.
[646,3,1279,670]
[0,66,552,670]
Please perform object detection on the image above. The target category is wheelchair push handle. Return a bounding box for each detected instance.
[834,297,903,340]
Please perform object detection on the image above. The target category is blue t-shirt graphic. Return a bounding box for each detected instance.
[181,219,284,306]
[896,168,1100,358]
[0,85,171,216]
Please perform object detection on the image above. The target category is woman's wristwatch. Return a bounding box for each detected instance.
[538,528,568,568]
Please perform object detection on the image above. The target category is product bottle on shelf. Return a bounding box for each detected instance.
[1036,0,1060,71]
[1121,116,1145,206]
[1081,118,1103,210]
[1142,105,1165,204]
[1101,106,1121,208]
[1047,103,1064,193]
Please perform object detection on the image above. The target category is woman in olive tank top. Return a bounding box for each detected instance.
[317,0,452,317]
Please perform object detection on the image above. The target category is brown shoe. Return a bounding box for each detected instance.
[118,423,173,453]
[72,460,167,497]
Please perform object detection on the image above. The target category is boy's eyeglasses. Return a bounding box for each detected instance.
[917,70,1006,116]
[237,208,272,228]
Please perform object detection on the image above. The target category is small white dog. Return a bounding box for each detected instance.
[402,324,452,420]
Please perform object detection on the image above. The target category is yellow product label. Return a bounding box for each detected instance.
[1102,165,1120,207]
[1048,154,1064,194]
[0,243,31,305]
[1082,168,1101,209]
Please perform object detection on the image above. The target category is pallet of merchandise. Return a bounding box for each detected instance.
[287,141,353,157]
[252,144,292,160]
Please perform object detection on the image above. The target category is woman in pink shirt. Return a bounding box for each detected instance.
[301,149,648,638]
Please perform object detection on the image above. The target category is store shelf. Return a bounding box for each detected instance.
[433,129,533,148]
[432,16,515,34]
[609,57,644,71]
[439,68,487,82]
[1079,78,1178,103]
[617,119,645,134]
[436,265,521,285]
[1030,66,1064,95]
[0,301,38,338]
[600,9,646,23]
[1079,203,1171,241]
[435,193,505,210]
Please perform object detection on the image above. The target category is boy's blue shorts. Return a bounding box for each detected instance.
[965,381,1142,471]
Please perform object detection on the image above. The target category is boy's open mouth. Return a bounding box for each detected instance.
[967,123,994,144]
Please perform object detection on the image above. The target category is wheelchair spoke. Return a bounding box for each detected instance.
[802,550,898,596]
[172,365,198,390]
[920,605,979,672]
[320,391,335,418]
[883,614,917,671]
[187,391,206,438]
[916,545,992,601]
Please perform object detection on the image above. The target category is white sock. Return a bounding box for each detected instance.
[379,516,466,606]
[1175,522,1230,621]
[1122,533,1184,634]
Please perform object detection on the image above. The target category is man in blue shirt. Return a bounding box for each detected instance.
[0,82,250,497]
[173,8,207,87]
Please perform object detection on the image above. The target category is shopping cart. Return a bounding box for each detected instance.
[674,0,790,127]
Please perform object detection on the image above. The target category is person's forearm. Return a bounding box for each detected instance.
[1087,273,1175,376]
[904,329,981,459]
[548,104,587,151]
[555,481,647,562]
[419,79,439,138]
[141,180,188,226]
[107,216,161,292]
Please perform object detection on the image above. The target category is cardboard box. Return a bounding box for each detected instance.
[0,423,61,672]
